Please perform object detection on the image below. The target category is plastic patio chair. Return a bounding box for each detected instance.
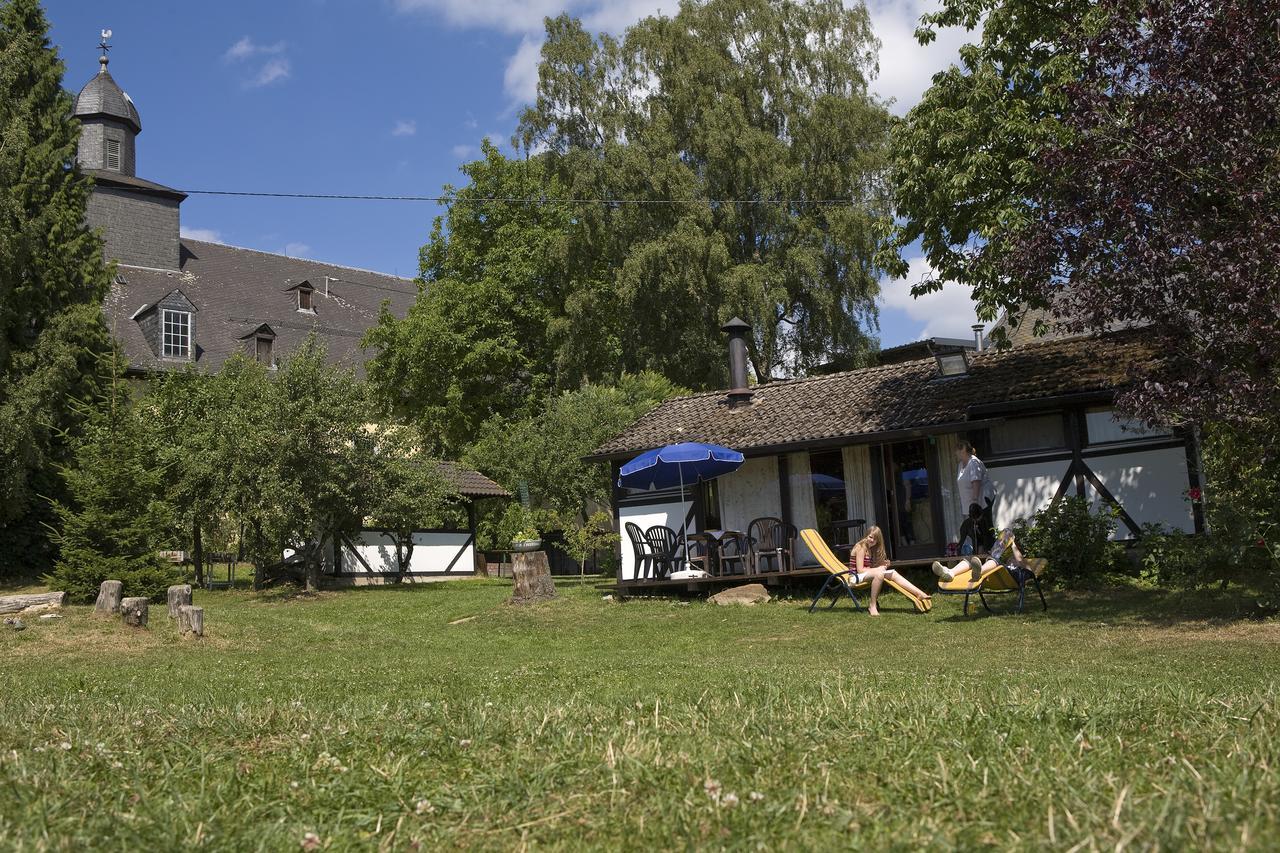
[748,517,796,574]
[625,522,657,580]
[644,525,684,579]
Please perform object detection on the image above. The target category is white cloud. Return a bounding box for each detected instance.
[282,242,312,258]
[247,58,291,88]
[391,0,568,35]
[223,36,286,62]
[180,227,224,244]
[451,144,477,160]
[503,35,544,104]
[865,1,975,115]
[392,119,418,137]
[879,256,983,340]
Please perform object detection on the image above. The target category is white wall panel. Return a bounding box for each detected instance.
[988,460,1072,530]
[1086,446,1194,534]
[340,530,474,576]
[618,500,691,580]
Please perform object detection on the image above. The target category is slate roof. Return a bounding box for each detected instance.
[439,462,511,499]
[106,239,417,375]
[588,331,1159,460]
[85,168,186,201]
[74,68,142,132]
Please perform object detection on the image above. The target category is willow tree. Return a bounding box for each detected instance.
[519,0,893,384]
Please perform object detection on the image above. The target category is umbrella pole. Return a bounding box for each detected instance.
[679,467,687,572]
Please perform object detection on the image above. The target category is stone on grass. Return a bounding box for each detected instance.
[167,584,192,618]
[121,597,148,628]
[708,583,771,606]
[177,605,204,638]
[94,580,123,615]
[4,617,25,631]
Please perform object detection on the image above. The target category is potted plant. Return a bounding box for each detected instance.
[510,527,543,553]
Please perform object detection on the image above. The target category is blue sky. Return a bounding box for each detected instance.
[47,0,982,348]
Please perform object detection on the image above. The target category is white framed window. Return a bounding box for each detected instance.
[989,413,1067,455]
[104,138,121,171]
[162,309,191,359]
[1086,406,1172,445]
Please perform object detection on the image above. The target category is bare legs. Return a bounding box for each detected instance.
[861,566,931,615]
[932,558,999,583]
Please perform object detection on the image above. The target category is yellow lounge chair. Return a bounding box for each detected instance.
[936,556,1048,615]
[800,528,932,614]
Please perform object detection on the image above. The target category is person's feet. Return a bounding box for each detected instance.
[932,560,954,582]
[867,608,880,616]
[967,555,984,576]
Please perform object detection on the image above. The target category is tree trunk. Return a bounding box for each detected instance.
[121,597,148,628]
[93,581,123,615]
[192,522,205,588]
[510,550,556,605]
[177,605,204,637]
[0,591,67,615]
[167,584,192,619]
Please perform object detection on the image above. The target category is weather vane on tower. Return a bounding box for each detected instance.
[98,28,112,70]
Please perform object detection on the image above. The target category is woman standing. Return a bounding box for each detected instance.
[849,526,931,616]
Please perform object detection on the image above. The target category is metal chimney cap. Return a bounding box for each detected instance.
[721,317,750,333]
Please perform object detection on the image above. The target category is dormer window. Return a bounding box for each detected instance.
[104,138,121,171]
[162,309,191,359]
[936,352,969,377]
[297,284,314,313]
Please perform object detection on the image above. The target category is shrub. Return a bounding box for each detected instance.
[1012,497,1126,585]
[1138,524,1214,588]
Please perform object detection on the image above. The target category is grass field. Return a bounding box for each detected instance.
[2,577,1278,850]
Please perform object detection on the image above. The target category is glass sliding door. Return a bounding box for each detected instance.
[885,439,941,559]
[808,450,848,545]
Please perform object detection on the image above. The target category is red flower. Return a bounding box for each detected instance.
[1186,488,1202,501]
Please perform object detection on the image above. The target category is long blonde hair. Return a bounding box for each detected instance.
[858,526,888,567]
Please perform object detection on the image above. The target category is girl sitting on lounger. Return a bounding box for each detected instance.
[932,527,1026,584]
[849,526,932,616]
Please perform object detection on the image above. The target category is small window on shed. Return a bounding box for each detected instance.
[1086,406,1171,444]
[104,138,121,171]
[989,414,1067,456]
[297,285,314,312]
[255,335,273,366]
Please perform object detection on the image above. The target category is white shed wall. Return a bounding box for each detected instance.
[339,530,474,577]
[1087,446,1194,535]
[988,459,1073,530]
[618,499,691,580]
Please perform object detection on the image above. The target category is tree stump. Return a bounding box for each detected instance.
[120,597,148,628]
[0,591,66,615]
[94,581,123,615]
[509,550,556,605]
[177,605,204,638]
[167,584,192,619]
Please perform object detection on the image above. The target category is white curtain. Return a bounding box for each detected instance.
[841,445,877,532]
[787,452,819,564]
[718,456,781,533]
[934,432,964,544]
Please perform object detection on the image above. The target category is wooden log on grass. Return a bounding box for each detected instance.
[509,550,556,605]
[94,580,123,614]
[121,597,148,628]
[0,591,67,615]
[177,605,204,638]
[166,584,192,618]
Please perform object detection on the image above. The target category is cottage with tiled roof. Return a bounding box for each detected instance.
[72,45,507,584]
[590,319,1202,585]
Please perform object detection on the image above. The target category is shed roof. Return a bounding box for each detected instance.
[588,331,1159,460]
[439,462,511,498]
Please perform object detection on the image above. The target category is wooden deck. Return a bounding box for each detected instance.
[608,554,952,598]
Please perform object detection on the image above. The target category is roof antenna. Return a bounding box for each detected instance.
[98,28,112,72]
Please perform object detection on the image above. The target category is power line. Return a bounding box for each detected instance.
[181,189,862,206]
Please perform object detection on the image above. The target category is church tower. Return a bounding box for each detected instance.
[73,33,185,270]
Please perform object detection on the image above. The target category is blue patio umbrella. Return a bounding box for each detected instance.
[618,442,745,568]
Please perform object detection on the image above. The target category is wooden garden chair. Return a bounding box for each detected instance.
[800,528,932,614]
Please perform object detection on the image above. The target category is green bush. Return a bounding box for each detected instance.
[1012,497,1126,586]
[46,552,183,605]
[1138,524,1214,588]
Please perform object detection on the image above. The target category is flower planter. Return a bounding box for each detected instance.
[510,539,543,553]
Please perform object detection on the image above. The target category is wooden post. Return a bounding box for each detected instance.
[0,591,67,615]
[509,550,556,605]
[93,580,123,615]
[177,605,204,637]
[166,584,192,619]
[120,597,148,628]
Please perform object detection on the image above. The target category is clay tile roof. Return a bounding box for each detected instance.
[439,462,511,499]
[588,331,1160,460]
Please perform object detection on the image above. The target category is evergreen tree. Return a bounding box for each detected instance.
[45,355,179,603]
[0,0,114,573]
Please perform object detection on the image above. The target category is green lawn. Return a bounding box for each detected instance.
[2,578,1278,850]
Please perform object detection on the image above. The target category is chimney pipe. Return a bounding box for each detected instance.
[721,317,754,407]
[972,323,985,352]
